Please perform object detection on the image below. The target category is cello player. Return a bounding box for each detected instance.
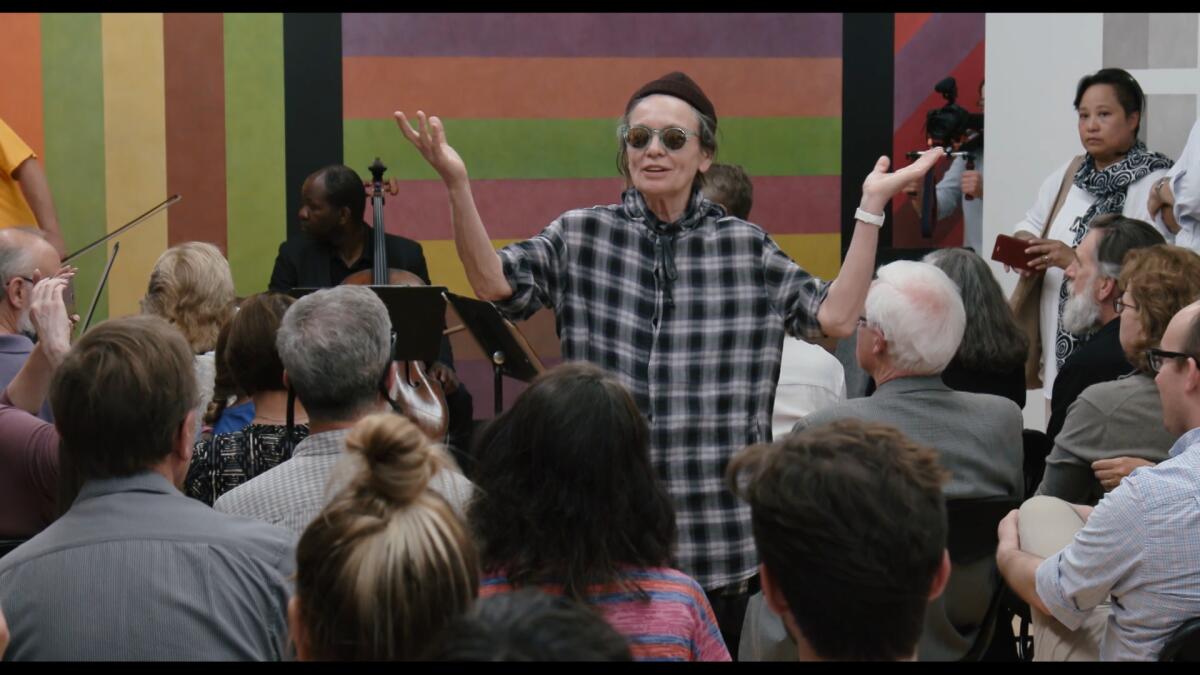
[268,164,474,457]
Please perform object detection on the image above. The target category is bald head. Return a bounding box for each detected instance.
[1155,301,1200,436]
[0,228,58,280]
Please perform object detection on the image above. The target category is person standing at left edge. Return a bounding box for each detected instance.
[268,164,474,457]
[0,117,67,258]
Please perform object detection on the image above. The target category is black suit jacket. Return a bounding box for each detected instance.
[1047,318,1135,442]
[267,228,453,366]
[268,228,431,292]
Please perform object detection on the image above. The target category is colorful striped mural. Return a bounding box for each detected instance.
[1,12,973,418]
[0,12,287,324]
[341,12,846,413]
[890,12,985,249]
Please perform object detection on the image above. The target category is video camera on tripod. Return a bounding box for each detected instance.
[905,77,984,236]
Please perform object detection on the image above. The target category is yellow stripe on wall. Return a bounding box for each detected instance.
[422,239,520,299]
[101,13,168,319]
[424,234,843,299]
[774,233,843,282]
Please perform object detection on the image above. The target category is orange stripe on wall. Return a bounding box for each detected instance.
[344,57,842,120]
[164,13,228,251]
[0,13,45,156]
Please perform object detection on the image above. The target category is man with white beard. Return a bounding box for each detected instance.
[1048,215,1164,441]
[0,228,61,421]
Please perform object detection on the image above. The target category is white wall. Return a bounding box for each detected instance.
[984,13,1105,431]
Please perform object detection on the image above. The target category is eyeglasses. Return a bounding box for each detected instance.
[1114,296,1139,314]
[620,125,698,152]
[1146,347,1196,374]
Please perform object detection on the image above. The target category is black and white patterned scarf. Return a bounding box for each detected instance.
[1055,141,1173,370]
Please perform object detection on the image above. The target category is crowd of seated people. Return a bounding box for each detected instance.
[5,63,1200,663]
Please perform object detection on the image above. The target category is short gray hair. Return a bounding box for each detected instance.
[0,228,43,284]
[865,261,966,375]
[276,285,392,421]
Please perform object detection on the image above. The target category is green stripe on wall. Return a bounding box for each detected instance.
[344,117,841,181]
[41,14,108,325]
[224,13,286,297]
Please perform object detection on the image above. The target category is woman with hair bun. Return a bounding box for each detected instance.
[288,412,480,661]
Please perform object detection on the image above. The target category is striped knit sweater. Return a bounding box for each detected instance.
[480,566,730,662]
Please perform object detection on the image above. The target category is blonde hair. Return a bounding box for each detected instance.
[1119,245,1200,372]
[140,242,235,354]
[295,413,480,660]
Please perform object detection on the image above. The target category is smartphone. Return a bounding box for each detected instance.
[992,234,1038,271]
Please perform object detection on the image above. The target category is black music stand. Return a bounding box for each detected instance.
[445,292,545,415]
[290,285,448,362]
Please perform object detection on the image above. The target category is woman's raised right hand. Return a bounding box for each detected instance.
[394,110,469,187]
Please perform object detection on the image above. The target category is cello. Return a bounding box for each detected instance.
[341,158,449,441]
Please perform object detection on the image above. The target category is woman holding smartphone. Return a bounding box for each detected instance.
[1012,68,1172,403]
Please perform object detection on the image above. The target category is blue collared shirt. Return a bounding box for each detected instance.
[0,471,296,660]
[1035,426,1200,660]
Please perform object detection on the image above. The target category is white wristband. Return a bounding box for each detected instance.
[855,207,885,227]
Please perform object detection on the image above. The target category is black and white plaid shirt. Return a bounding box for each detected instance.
[496,187,830,590]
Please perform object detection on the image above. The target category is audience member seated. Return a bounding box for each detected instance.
[742,260,1023,661]
[214,285,471,532]
[428,589,633,662]
[0,315,294,660]
[140,241,236,439]
[469,362,730,662]
[701,163,847,439]
[186,293,310,506]
[924,247,1028,407]
[288,413,479,661]
[1036,245,1200,504]
[0,228,60,421]
[728,419,952,661]
[0,274,71,538]
[204,317,254,438]
[1046,215,1164,442]
[998,300,1200,661]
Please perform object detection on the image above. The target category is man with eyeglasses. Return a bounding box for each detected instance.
[0,227,61,421]
[1048,215,1164,442]
[741,260,1023,662]
[394,71,941,652]
[998,300,1200,661]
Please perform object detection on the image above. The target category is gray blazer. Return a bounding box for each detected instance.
[741,375,1024,661]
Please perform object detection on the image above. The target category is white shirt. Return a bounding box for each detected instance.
[770,337,846,439]
[1158,119,1200,251]
[1013,160,1168,397]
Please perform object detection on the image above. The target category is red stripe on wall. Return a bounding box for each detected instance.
[0,14,45,157]
[164,13,229,251]
[370,176,843,242]
[894,13,933,56]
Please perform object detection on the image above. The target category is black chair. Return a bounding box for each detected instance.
[1160,617,1200,661]
[1022,429,1052,497]
[945,496,1022,661]
[0,539,28,559]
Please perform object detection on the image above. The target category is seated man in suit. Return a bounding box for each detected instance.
[269,164,473,456]
[740,260,1024,661]
[729,419,952,661]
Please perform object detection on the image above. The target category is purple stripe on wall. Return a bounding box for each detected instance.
[893,12,984,130]
[342,13,842,57]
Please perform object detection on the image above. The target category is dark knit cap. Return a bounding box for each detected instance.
[625,71,717,129]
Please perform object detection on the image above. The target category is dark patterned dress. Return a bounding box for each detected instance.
[185,423,310,506]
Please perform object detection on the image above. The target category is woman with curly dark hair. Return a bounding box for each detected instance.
[469,362,729,661]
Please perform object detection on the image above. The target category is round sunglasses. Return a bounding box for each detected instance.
[620,125,699,152]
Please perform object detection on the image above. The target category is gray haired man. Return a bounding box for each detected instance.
[215,285,472,533]
[0,228,61,420]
